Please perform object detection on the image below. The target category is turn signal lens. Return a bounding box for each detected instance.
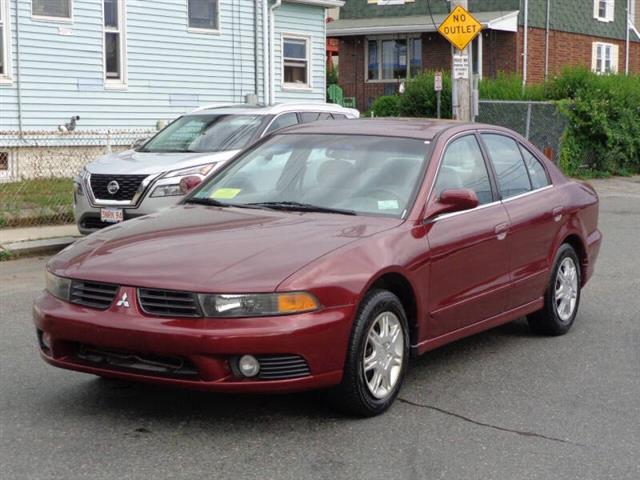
[277,292,319,314]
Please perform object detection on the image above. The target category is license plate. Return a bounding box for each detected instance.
[100,208,124,224]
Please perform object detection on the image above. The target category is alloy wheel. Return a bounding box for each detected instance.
[363,311,404,399]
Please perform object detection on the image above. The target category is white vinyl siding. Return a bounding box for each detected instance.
[592,42,619,73]
[103,0,126,88]
[593,0,615,22]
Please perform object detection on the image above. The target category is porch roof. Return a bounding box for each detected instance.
[327,10,519,37]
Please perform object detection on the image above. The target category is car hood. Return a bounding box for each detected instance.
[85,149,240,175]
[49,205,400,293]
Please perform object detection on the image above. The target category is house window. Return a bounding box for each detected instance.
[592,42,618,73]
[103,0,126,86]
[283,37,309,87]
[32,0,71,19]
[367,37,422,81]
[594,0,615,22]
[188,0,219,31]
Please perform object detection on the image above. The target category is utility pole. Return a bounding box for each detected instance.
[451,0,471,121]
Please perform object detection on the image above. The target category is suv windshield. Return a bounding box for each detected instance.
[188,134,430,218]
[139,114,265,153]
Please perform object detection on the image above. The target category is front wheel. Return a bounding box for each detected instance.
[528,243,581,336]
[330,289,409,417]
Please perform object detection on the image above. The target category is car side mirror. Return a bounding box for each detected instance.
[426,189,479,221]
[179,175,203,195]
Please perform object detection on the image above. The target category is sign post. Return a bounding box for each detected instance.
[437,1,482,122]
[434,71,443,119]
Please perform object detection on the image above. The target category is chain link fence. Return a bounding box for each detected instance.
[0,129,155,228]
[476,100,568,164]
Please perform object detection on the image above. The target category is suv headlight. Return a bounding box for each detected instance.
[45,271,72,301]
[198,292,320,318]
[150,164,216,198]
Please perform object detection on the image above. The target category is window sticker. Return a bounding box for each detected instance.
[211,188,241,199]
[378,200,399,210]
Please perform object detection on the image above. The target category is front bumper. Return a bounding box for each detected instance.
[33,291,354,393]
[73,191,182,235]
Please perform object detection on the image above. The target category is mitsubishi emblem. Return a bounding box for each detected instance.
[116,292,130,308]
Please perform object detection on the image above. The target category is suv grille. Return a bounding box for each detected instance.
[70,280,119,310]
[90,174,148,201]
[257,355,311,380]
[138,288,201,317]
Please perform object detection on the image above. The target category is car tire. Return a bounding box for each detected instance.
[329,289,410,417]
[527,243,582,336]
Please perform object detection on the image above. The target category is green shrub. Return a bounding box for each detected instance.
[479,72,546,101]
[368,95,401,117]
[398,71,453,118]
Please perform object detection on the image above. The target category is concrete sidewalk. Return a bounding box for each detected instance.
[0,224,81,258]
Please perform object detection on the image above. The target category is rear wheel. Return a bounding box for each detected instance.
[528,244,581,336]
[330,289,409,417]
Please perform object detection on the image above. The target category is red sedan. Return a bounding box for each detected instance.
[34,119,601,416]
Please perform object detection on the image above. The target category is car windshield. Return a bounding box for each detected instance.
[139,114,265,153]
[188,134,431,218]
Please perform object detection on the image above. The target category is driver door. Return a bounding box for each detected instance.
[426,134,511,337]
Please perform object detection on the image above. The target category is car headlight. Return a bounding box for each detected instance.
[198,292,320,318]
[164,164,215,179]
[45,270,72,301]
[150,164,217,197]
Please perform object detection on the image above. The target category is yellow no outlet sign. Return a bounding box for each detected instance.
[438,6,483,51]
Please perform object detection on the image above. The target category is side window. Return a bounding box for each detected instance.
[264,113,299,135]
[332,113,347,120]
[318,113,334,120]
[300,112,321,123]
[482,134,532,199]
[435,135,493,205]
[520,146,550,189]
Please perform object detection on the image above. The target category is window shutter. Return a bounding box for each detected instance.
[593,0,600,19]
[607,0,615,22]
[610,44,619,73]
[591,42,599,72]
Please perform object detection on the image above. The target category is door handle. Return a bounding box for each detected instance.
[552,207,564,222]
[494,223,509,241]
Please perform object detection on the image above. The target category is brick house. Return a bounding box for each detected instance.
[328,0,640,110]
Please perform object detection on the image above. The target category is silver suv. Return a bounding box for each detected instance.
[74,103,359,234]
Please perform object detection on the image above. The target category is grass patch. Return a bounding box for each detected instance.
[0,178,74,227]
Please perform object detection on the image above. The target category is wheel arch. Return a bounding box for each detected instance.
[365,271,420,350]
[560,233,587,286]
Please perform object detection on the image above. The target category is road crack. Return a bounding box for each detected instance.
[397,397,586,447]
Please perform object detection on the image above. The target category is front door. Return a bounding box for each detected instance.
[426,134,511,337]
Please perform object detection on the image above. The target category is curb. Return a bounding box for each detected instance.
[0,236,81,259]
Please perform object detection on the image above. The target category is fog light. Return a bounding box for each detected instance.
[238,355,260,378]
[42,332,52,350]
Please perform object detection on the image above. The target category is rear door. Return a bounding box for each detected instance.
[426,133,512,336]
[480,132,563,310]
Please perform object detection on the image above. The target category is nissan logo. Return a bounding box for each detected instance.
[107,180,120,195]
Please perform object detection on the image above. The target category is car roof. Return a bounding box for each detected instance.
[188,103,359,117]
[276,118,467,140]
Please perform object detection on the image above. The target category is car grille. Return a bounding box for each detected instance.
[70,280,119,310]
[257,355,311,380]
[90,174,148,201]
[76,344,199,378]
[79,216,112,230]
[138,288,201,317]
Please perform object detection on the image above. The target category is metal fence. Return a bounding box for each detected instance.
[476,100,568,164]
[0,129,155,228]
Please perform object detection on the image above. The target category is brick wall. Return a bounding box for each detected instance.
[523,27,640,82]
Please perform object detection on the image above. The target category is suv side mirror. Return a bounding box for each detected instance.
[426,189,479,221]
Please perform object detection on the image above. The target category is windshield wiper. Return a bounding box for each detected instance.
[246,201,357,216]
[184,197,230,207]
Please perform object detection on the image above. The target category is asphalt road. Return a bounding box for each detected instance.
[1,178,639,480]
